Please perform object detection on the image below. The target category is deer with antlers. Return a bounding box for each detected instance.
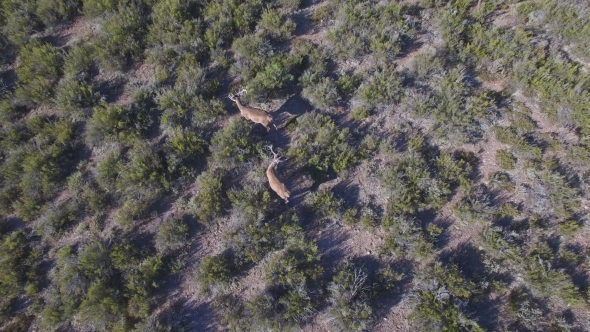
[228,89,275,131]
[267,146,291,203]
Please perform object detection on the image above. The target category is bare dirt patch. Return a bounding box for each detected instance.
[58,17,100,46]
[492,4,522,28]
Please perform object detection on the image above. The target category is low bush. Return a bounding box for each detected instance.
[257,7,295,42]
[496,149,517,170]
[85,102,152,146]
[452,185,494,224]
[197,251,236,291]
[304,187,342,219]
[40,199,79,238]
[190,172,225,226]
[327,264,374,331]
[227,184,272,221]
[488,171,515,192]
[82,0,118,17]
[96,3,146,70]
[209,117,262,168]
[36,0,80,26]
[300,71,340,112]
[264,238,322,287]
[155,217,189,253]
[287,112,360,180]
[357,66,404,108]
[54,77,98,117]
[230,215,302,264]
[328,1,416,61]
[15,41,63,105]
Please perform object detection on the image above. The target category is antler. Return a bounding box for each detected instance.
[268,145,283,163]
[228,93,236,101]
[237,88,247,96]
[269,145,278,158]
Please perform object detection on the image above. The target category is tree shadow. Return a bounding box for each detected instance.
[438,242,513,329]
[94,75,126,103]
[0,216,25,234]
[161,299,219,332]
[332,180,360,207]
[372,258,415,318]
[316,226,352,278]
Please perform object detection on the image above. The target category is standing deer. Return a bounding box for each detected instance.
[266,145,291,203]
[228,89,275,131]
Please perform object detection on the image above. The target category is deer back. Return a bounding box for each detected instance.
[266,163,290,200]
[238,104,272,125]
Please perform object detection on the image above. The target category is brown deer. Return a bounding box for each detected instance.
[266,145,291,203]
[228,89,275,131]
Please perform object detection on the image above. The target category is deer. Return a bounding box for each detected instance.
[228,89,275,131]
[266,145,291,203]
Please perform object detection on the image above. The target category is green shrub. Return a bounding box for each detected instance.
[124,255,163,297]
[231,215,302,264]
[526,160,581,220]
[357,66,404,108]
[158,89,226,130]
[36,0,80,26]
[557,220,580,236]
[85,102,152,146]
[452,185,493,224]
[110,243,143,272]
[351,106,369,121]
[96,149,123,192]
[287,112,360,179]
[381,214,435,259]
[228,184,272,221]
[1,1,40,47]
[76,279,124,331]
[116,143,169,203]
[54,77,98,117]
[146,0,205,58]
[304,187,342,219]
[0,230,33,301]
[342,208,357,226]
[249,59,294,95]
[209,117,261,167]
[257,7,295,41]
[40,199,79,238]
[0,97,29,122]
[82,0,118,16]
[198,252,235,290]
[328,264,374,331]
[78,239,112,279]
[488,171,515,192]
[328,1,414,61]
[264,238,322,287]
[496,149,517,170]
[190,172,224,226]
[300,71,340,112]
[204,0,264,48]
[15,41,63,105]
[96,3,146,70]
[63,44,97,80]
[525,245,582,305]
[155,217,189,253]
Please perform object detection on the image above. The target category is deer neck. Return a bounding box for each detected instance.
[235,97,245,110]
[267,162,277,173]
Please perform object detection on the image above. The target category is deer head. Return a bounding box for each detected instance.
[269,145,284,165]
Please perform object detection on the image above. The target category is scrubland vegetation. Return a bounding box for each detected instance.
[0,0,589,331]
